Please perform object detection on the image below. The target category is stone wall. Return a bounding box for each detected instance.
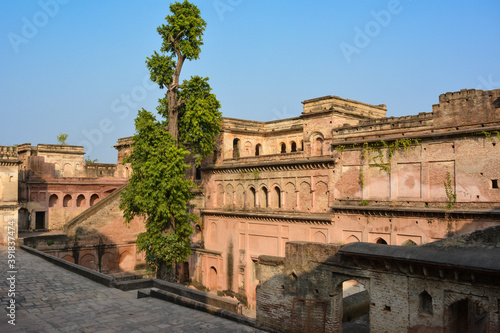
[0,146,19,245]
[192,88,500,309]
[255,234,500,332]
[17,143,128,231]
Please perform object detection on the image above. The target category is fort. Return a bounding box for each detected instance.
[1,88,499,332]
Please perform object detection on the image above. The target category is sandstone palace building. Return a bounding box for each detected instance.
[1,88,499,322]
[190,88,500,308]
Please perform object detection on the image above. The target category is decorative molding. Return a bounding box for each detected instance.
[331,205,500,220]
[202,209,333,225]
[206,159,335,175]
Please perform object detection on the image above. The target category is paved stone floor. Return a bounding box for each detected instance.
[0,247,264,333]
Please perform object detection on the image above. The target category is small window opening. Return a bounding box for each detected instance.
[492,179,499,189]
[280,142,286,154]
[233,138,240,158]
[261,187,268,208]
[255,144,261,156]
[195,167,201,180]
[291,141,297,152]
[419,290,433,315]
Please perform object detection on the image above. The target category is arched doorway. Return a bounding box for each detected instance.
[48,194,58,207]
[90,194,100,206]
[76,194,86,207]
[208,266,218,290]
[448,298,488,333]
[63,194,72,207]
[255,144,262,156]
[280,142,286,154]
[261,187,268,208]
[233,138,240,158]
[341,279,369,332]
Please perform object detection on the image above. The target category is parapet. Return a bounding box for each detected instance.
[433,88,500,128]
[0,146,19,163]
[36,144,85,155]
[302,95,387,119]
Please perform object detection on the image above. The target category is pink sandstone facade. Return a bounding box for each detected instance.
[190,88,500,308]
[17,143,128,232]
[10,88,500,312]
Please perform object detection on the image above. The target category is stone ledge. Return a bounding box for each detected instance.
[116,277,241,314]
[149,288,256,328]
[20,245,116,288]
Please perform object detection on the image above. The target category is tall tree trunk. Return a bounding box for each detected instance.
[167,89,179,141]
[166,43,185,143]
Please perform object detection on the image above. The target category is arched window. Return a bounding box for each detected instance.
[375,238,388,244]
[403,239,417,246]
[90,194,100,206]
[255,144,262,156]
[63,163,73,177]
[280,142,286,154]
[315,137,323,156]
[244,141,252,156]
[233,138,240,158]
[273,187,281,208]
[261,187,268,208]
[249,187,256,208]
[63,194,72,208]
[76,194,86,207]
[291,141,297,152]
[48,194,58,208]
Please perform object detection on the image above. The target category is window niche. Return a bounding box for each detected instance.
[419,290,433,315]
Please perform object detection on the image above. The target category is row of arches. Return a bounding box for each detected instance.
[216,181,330,212]
[232,139,305,158]
[231,132,329,159]
[61,250,135,273]
[48,193,100,208]
[345,235,417,246]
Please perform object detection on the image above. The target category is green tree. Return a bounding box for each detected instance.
[57,133,68,145]
[120,1,222,280]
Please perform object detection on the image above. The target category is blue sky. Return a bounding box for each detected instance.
[1,0,499,162]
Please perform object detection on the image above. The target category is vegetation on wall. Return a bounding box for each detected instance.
[333,138,421,189]
[57,133,68,145]
[84,156,98,164]
[444,171,457,209]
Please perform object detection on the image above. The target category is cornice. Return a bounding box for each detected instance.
[204,158,335,174]
[202,209,333,225]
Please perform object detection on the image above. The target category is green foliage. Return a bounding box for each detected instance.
[444,171,456,209]
[359,200,369,206]
[158,1,206,60]
[475,130,500,142]
[157,75,222,165]
[120,110,197,271]
[46,240,54,246]
[253,169,260,180]
[146,1,206,89]
[123,2,220,279]
[84,156,98,164]
[333,145,346,154]
[57,133,68,145]
[146,51,176,89]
